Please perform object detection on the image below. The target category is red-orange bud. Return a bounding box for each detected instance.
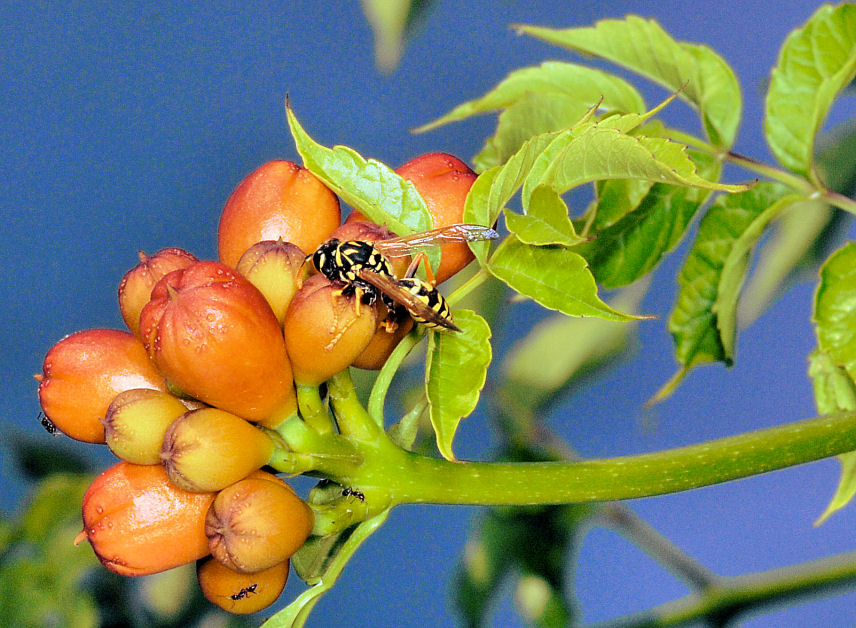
[218,160,341,268]
[118,248,198,338]
[139,261,296,422]
[76,462,215,576]
[38,329,167,443]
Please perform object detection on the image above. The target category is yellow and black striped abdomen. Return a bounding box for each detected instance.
[397,277,453,329]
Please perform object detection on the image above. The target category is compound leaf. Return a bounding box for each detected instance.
[765,4,856,179]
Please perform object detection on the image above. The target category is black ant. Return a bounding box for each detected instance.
[230,583,258,600]
[341,487,366,502]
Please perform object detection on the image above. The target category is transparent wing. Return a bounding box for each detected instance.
[373,224,498,257]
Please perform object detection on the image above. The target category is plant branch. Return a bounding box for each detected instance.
[358,411,856,506]
[593,549,856,628]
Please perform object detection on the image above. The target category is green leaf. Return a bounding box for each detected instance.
[473,92,591,172]
[487,235,644,322]
[665,183,796,389]
[814,241,856,381]
[265,512,390,628]
[592,178,655,229]
[577,152,719,289]
[415,61,646,133]
[360,0,432,72]
[765,4,856,179]
[286,106,432,237]
[463,131,567,263]
[504,186,583,247]
[738,200,837,324]
[502,282,646,408]
[426,310,492,461]
[517,16,742,147]
[809,349,856,525]
[521,122,748,207]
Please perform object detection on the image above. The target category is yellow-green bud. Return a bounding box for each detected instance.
[160,408,275,492]
[235,240,307,325]
[103,388,190,464]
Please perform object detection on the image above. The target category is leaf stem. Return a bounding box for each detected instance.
[327,369,381,441]
[724,151,815,193]
[446,267,491,308]
[594,549,856,628]
[367,327,425,424]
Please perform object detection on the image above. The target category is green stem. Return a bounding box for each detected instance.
[327,369,381,441]
[296,384,334,434]
[597,549,856,628]
[725,151,816,194]
[354,411,856,505]
[367,327,424,424]
[445,267,490,308]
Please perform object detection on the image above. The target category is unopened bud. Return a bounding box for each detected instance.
[235,240,307,325]
[197,556,289,615]
[103,388,190,464]
[206,471,313,573]
[160,408,275,492]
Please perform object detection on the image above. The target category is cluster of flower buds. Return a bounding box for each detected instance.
[36,152,477,614]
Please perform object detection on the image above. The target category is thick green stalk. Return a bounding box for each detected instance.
[344,411,856,506]
[598,549,856,628]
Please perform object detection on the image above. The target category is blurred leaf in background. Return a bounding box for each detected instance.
[360,0,435,72]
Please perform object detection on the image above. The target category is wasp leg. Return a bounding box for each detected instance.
[403,252,437,286]
[380,308,400,333]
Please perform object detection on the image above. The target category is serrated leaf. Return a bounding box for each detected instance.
[415,61,646,133]
[426,311,492,461]
[473,92,591,172]
[504,186,583,246]
[264,512,389,628]
[286,106,433,237]
[666,183,795,387]
[814,241,856,381]
[463,131,566,263]
[518,16,742,147]
[487,235,644,322]
[521,123,748,207]
[809,349,856,525]
[765,4,856,179]
[502,282,646,407]
[577,152,719,289]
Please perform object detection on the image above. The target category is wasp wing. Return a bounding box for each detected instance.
[358,270,461,332]
[373,224,498,257]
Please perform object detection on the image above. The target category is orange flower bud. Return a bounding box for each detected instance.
[351,313,414,370]
[206,471,313,573]
[235,240,307,325]
[218,160,341,268]
[160,407,275,492]
[38,329,167,443]
[103,388,190,464]
[118,248,198,338]
[76,462,214,576]
[140,261,296,422]
[283,274,378,385]
[197,556,289,615]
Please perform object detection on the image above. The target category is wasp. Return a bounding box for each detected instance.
[311,224,497,331]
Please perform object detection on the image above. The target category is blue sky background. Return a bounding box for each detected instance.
[2,1,855,626]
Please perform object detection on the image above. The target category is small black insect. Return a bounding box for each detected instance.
[38,412,57,435]
[230,583,258,600]
[341,486,366,502]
